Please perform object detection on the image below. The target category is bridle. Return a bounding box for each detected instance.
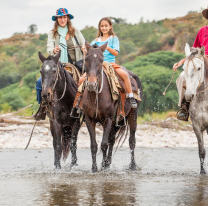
[184,56,208,97]
[85,48,104,117]
[185,56,204,91]
[41,62,67,105]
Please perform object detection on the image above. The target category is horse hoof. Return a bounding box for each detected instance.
[129,163,137,171]
[55,164,61,170]
[200,169,206,175]
[70,163,78,168]
[92,166,98,173]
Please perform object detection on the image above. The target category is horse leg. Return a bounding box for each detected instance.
[85,116,97,173]
[50,120,62,169]
[128,109,137,171]
[106,124,119,167]
[70,119,81,167]
[61,126,72,162]
[101,118,112,169]
[193,125,206,175]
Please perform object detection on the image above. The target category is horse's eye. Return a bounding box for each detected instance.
[198,67,201,71]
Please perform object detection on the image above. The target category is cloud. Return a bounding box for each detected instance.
[0,0,207,39]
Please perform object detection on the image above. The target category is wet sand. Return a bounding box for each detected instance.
[1,148,208,205]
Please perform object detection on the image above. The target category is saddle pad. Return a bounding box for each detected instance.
[78,62,141,101]
[63,63,81,85]
[103,62,141,101]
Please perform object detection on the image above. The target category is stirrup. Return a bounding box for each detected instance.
[176,108,189,121]
[70,107,82,118]
[32,104,46,121]
[116,114,126,127]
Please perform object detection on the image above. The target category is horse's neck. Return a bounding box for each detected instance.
[196,59,208,100]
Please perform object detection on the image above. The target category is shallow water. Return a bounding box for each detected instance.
[1,148,208,205]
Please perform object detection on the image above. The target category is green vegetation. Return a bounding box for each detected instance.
[0,12,204,117]
[123,51,184,115]
[0,34,47,113]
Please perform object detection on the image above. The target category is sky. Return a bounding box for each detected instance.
[0,0,207,39]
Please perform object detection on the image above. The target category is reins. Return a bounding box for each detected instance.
[59,43,82,51]
[59,43,85,75]
[95,66,104,118]
[51,63,67,102]
[41,63,67,104]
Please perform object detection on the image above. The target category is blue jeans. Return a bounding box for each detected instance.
[36,77,42,104]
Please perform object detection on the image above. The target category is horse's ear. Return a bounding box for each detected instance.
[53,50,61,64]
[185,43,191,57]
[85,41,92,51]
[198,46,205,57]
[39,51,46,63]
[100,42,108,53]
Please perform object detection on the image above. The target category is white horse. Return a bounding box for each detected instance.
[182,43,208,174]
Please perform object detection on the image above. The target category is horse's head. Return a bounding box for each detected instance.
[85,41,107,92]
[183,43,205,102]
[38,50,61,104]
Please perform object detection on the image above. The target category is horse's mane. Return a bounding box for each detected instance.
[203,55,208,81]
[59,62,77,93]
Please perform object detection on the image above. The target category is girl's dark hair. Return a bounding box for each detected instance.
[52,16,75,38]
[97,17,116,37]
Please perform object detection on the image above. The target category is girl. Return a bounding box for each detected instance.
[33,8,85,120]
[73,17,137,113]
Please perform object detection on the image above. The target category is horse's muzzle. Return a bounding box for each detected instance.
[41,91,52,103]
[86,81,98,92]
[185,94,194,102]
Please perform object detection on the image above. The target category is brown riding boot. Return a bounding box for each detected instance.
[32,104,46,121]
[177,98,190,121]
[70,92,83,118]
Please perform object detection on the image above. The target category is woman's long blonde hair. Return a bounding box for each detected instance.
[52,16,75,38]
[97,17,116,37]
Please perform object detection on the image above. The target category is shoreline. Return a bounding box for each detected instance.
[0,122,202,149]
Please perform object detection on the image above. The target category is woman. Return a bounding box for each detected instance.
[173,8,208,121]
[33,8,85,120]
[72,17,137,117]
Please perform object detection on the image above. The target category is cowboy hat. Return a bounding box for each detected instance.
[52,8,74,21]
[202,7,208,19]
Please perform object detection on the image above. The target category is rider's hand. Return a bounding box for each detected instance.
[53,45,61,54]
[81,45,87,54]
[173,62,181,72]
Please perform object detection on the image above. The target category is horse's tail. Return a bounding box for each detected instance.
[114,121,129,155]
[113,71,142,154]
[61,126,71,161]
[128,70,143,101]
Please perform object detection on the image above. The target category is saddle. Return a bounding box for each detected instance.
[63,63,81,85]
[114,66,139,125]
[116,66,138,93]
[77,62,141,126]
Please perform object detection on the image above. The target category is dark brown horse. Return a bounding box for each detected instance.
[82,42,142,172]
[39,51,81,169]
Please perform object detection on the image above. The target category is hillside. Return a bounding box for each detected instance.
[0,12,204,115]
